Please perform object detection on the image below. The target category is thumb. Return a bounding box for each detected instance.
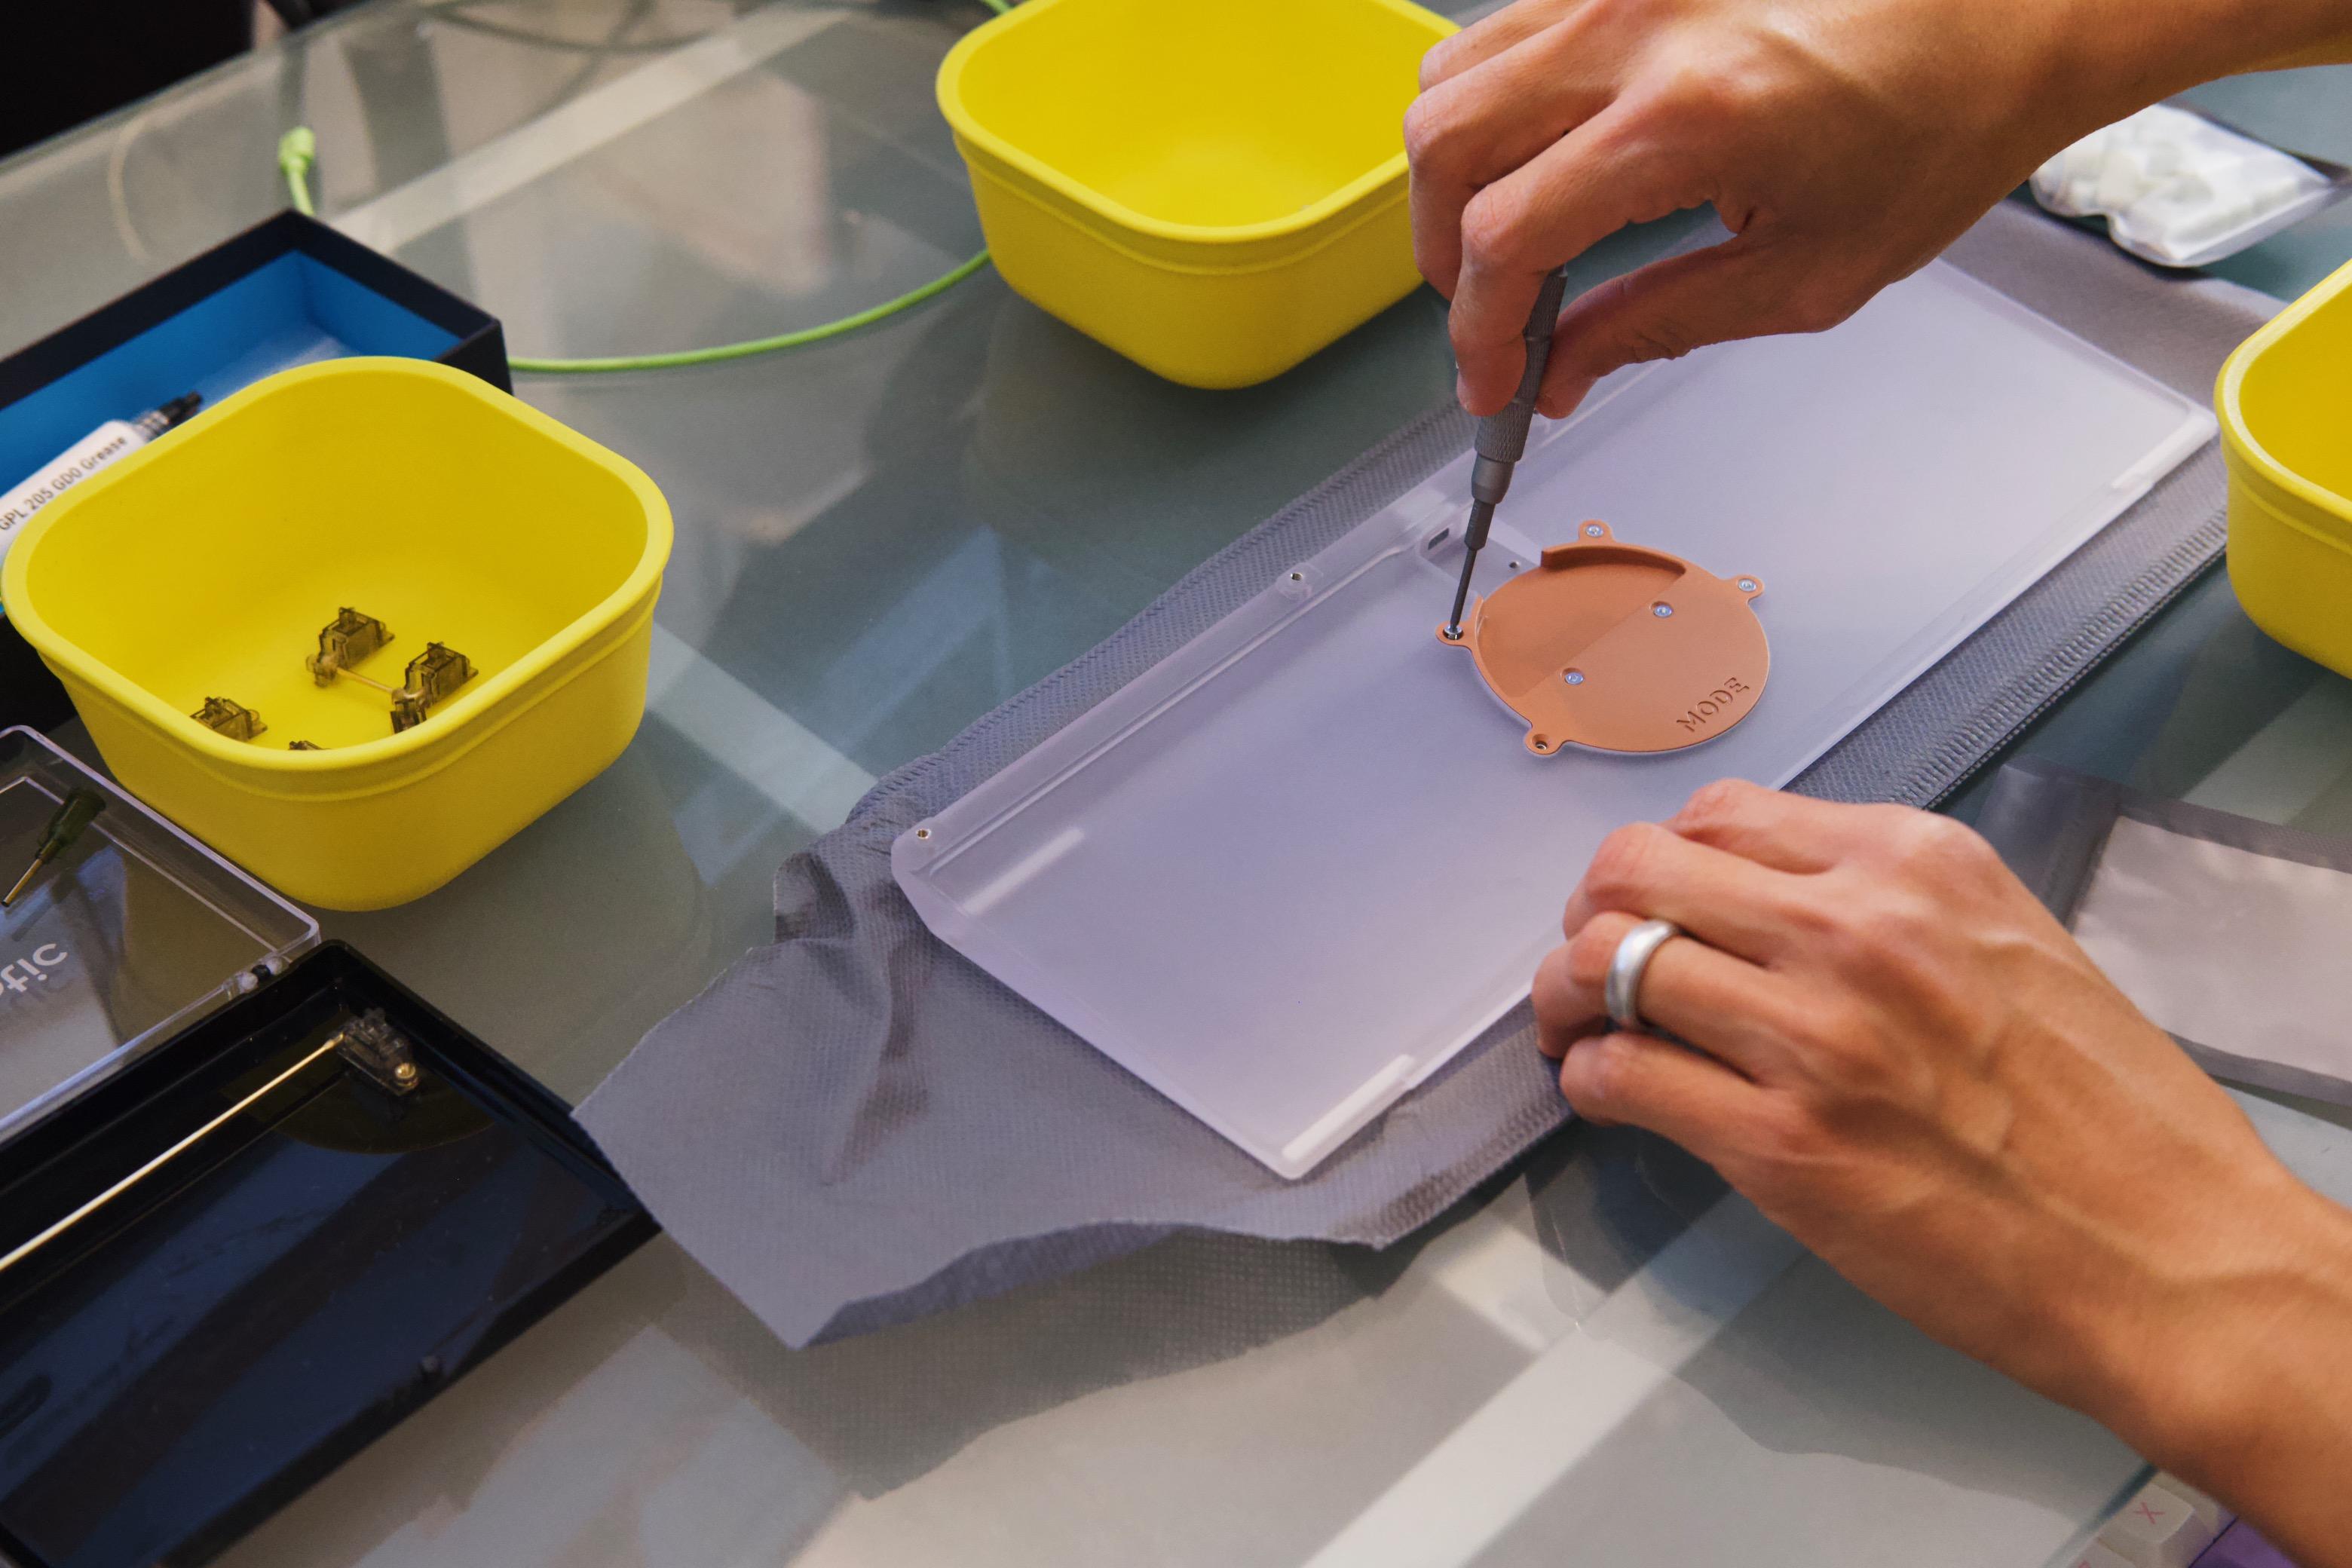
[1536,237,1850,417]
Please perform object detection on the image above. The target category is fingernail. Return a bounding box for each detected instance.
[1540,375,1596,421]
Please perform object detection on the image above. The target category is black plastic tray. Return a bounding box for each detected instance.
[0,942,652,1568]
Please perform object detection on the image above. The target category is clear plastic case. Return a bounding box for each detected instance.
[894,262,2214,1178]
[0,726,317,1142]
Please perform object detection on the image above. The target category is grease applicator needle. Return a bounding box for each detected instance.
[1445,265,1570,642]
[5,789,103,908]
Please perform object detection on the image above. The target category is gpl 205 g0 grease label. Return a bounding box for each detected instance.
[0,424,139,552]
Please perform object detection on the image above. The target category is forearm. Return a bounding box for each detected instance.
[2050,0,2352,124]
[2091,1176,2352,1568]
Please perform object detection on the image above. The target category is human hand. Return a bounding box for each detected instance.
[1532,780,2352,1560]
[1404,0,2249,418]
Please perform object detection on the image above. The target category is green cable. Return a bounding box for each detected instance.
[506,250,999,372]
[277,126,317,216]
[271,0,1011,375]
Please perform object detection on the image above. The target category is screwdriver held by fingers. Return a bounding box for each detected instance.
[1447,265,1570,640]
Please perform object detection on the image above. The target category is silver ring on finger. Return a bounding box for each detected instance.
[1603,918,1681,1034]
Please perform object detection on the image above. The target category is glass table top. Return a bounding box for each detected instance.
[3,5,2350,1563]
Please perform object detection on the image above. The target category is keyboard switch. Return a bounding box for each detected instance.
[2152,1473,2235,1536]
[2097,1480,2220,1568]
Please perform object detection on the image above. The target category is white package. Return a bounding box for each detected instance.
[1980,758,2352,1113]
[894,263,2212,1178]
[2032,103,2347,268]
[2075,821,2352,1095]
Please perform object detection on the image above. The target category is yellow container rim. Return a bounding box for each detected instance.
[936,0,1452,251]
[0,357,674,778]
[2216,253,2352,530]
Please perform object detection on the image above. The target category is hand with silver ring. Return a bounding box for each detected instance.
[1530,779,2352,1565]
[1602,917,1680,1035]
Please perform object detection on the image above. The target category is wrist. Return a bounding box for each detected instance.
[2038,0,2352,133]
[2091,1170,2352,1518]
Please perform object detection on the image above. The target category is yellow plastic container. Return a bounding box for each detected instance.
[2,358,672,910]
[2220,256,2352,676]
[937,0,1453,389]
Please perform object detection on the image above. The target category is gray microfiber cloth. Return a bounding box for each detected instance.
[577,198,2280,1348]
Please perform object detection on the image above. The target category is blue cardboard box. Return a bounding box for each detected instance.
[0,211,509,728]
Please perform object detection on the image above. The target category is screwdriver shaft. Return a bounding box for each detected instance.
[1445,500,1494,637]
[1444,267,1570,639]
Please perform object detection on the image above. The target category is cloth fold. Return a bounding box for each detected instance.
[577,199,2279,1347]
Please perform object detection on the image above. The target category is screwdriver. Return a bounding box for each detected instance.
[1445,265,1571,641]
[4,789,104,908]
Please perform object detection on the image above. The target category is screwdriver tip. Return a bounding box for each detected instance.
[1446,550,1479,639]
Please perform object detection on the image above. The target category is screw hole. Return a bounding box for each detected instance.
[1288,571,1304,583]
[1652,602,1674,618]
[1530,735,1551,751]
[1737,577,1759,593]
[914,828,931,840]
[1426,528,1451,550]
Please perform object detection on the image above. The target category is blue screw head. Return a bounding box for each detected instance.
[1652,602,1674,618]
[1738,577,1759,593]
[1564,669,1586,685]
[1582,523,1604,538]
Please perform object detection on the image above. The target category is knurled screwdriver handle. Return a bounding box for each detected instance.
[1474,266,1570,465]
